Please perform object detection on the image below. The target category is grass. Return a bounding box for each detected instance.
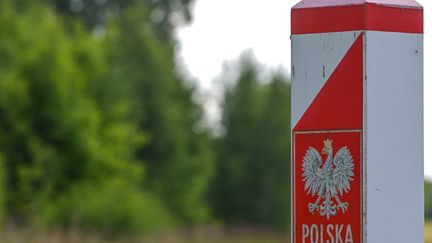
[426,221,432,243]
[0,225,289,243]
[0,223,430,243]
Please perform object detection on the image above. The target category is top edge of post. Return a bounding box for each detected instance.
[292,0,422,10]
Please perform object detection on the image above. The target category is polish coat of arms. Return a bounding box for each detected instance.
[302,139,354,219]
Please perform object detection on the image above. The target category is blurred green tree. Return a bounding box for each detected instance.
[212,58,265,223]
[105,4,215,223]
[0,0,214,228]
[49,0,193,42]
[253,76,291,229]
[0,1,174,231]
[211,56,291,231]
[426,180,432,219]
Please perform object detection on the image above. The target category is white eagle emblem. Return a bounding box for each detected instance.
[302,139,354,219]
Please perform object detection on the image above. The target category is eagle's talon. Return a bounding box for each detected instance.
[308,203,318,213]
[337,202,349,213]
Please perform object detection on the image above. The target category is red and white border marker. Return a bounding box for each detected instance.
[291,0,423,242]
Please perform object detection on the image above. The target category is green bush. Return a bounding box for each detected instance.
[40,178,175,233]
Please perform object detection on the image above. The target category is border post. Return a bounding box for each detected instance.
[291,1,423,242]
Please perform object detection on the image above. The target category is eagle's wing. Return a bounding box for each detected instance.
[332,146,354,196]
[302,147,324,196]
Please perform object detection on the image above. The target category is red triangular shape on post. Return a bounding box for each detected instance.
[294,34,363,131]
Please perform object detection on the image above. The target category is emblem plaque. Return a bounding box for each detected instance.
[293,130,362,243]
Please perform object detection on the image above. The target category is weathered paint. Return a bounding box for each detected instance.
[292,0,422,9]
[292,1,423,35]
[292,31,364,243]
[291,0,423,242]
[291,31,362,128]
[364,30,423,242]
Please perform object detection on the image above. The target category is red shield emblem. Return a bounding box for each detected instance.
[293,130,363,243]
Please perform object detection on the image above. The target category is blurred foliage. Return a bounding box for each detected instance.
[426,180,432,219]
[49,0,193,42]
[211,57,291,231]
[41,178,175,233]
[105,2,215,223]
[0,156,6,224]
[0,0,146,225]
[0,0,212,233]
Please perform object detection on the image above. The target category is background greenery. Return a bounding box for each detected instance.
[426,180,432,220]
[0,0,430,240]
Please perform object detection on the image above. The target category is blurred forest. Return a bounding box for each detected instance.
[0,0,430,240]
[0,0,291,235]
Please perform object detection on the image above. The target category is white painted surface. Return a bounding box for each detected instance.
[291,31,361,127]
[365,31,423,242]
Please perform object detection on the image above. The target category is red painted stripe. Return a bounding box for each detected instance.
[365,4,423,33]
[292,0,422,9]
[291,5,365,35]
[292,3,423,34]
